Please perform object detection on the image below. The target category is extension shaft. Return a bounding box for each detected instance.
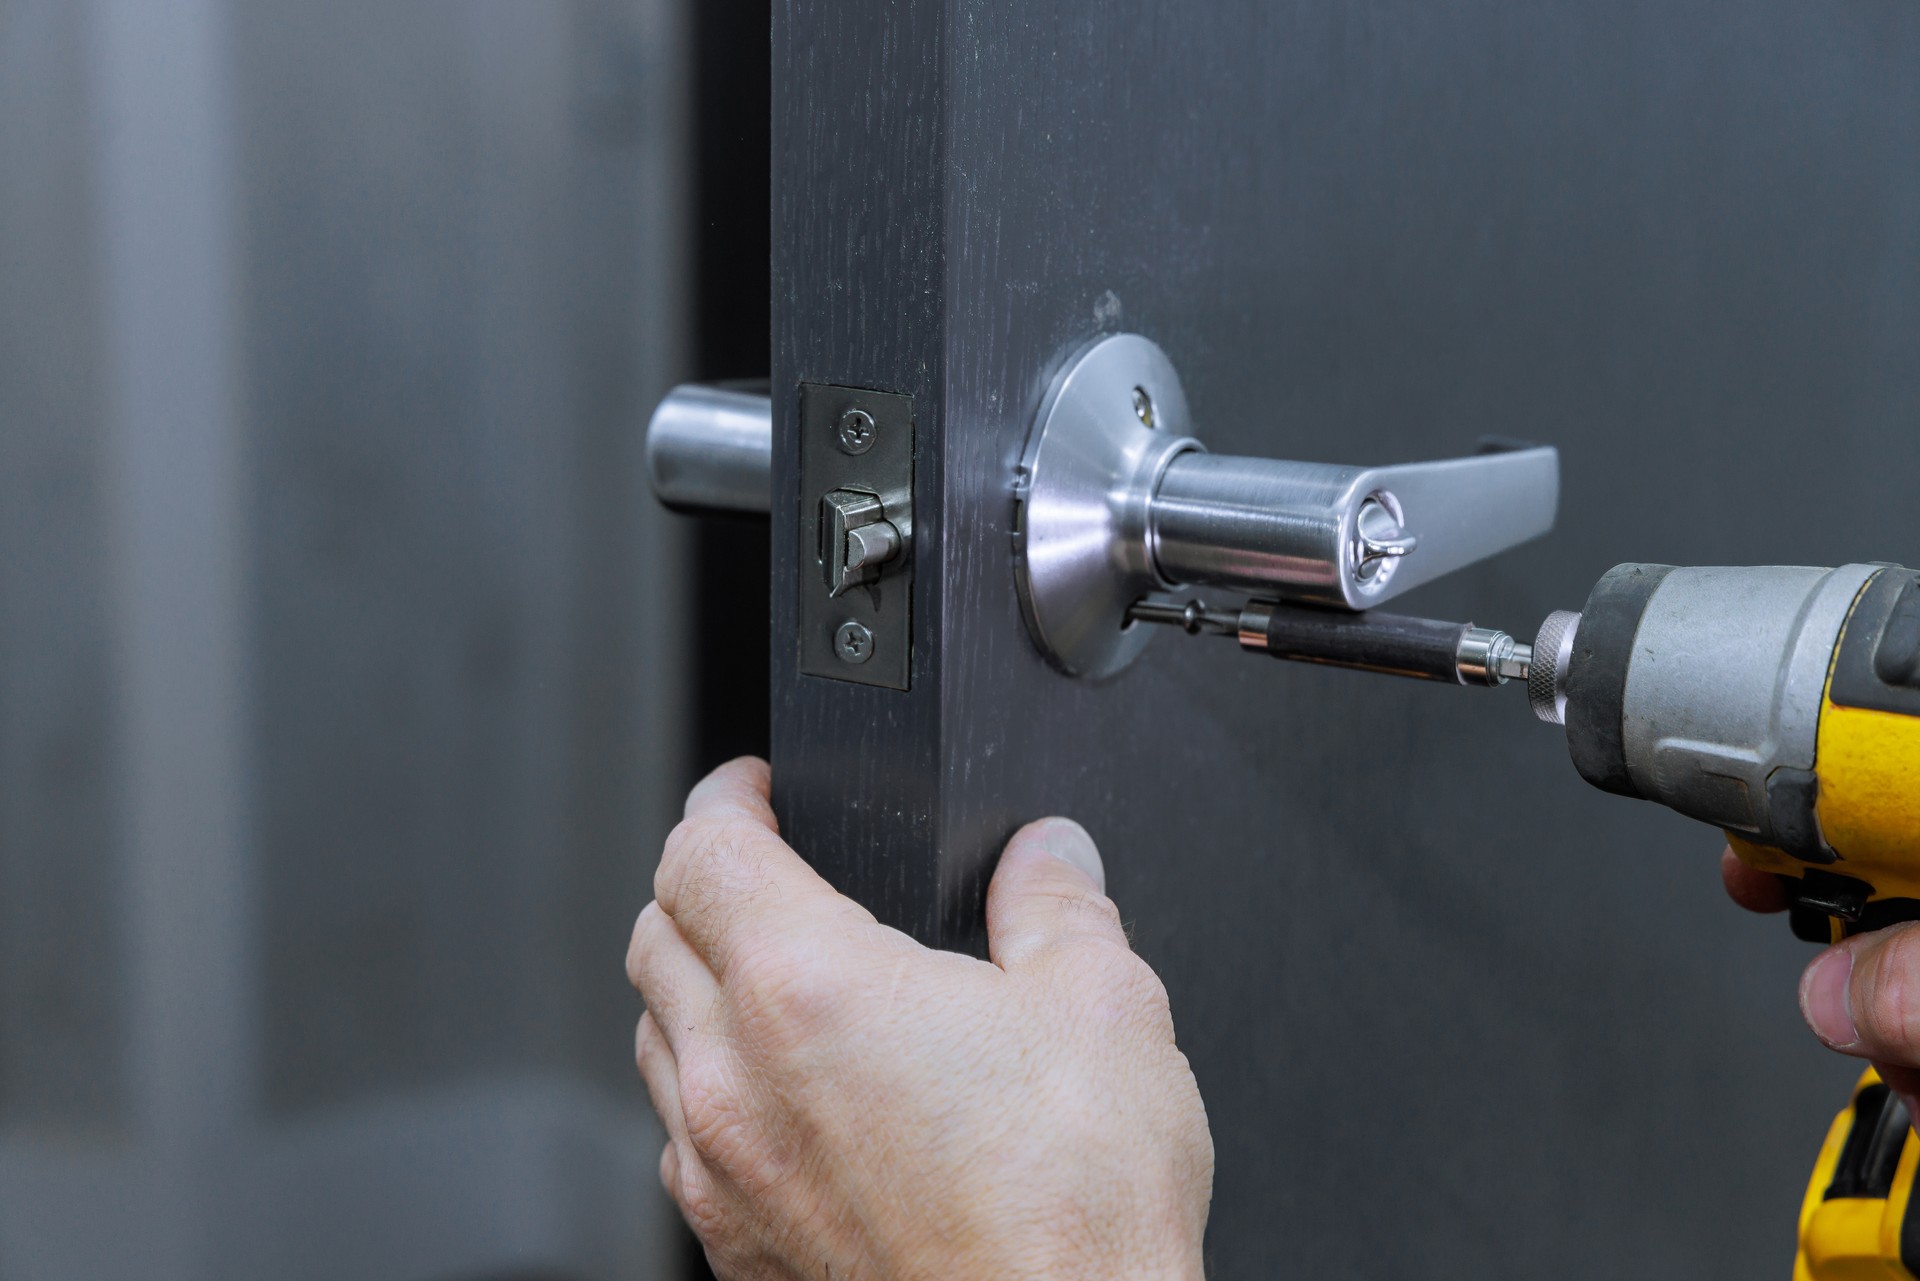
[1129,597,1530,687]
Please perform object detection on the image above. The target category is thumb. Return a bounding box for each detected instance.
[1801,922,1920,1065]
[985,818,1127,973]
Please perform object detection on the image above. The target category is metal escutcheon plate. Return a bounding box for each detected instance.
[1013,333,1200,679]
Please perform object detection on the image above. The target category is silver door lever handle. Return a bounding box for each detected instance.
[1146,443,1558,608]
[1012,333,1560,677]
[646,381,773,515]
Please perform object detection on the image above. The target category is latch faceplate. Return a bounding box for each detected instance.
[799,384,914,690]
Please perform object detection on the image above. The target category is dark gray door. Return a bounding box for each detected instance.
[770,2,1920,1274]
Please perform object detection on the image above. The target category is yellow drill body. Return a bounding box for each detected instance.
[1733,675,1920,921]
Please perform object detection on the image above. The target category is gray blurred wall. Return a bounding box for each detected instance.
[0,2,690,1277]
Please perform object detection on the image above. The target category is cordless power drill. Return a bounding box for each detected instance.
[1524,562,1920,1280]
[1137,562,1920,1277]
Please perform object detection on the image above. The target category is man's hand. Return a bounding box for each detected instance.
[626,758,1214,1281]
[1721,848,1920,1109]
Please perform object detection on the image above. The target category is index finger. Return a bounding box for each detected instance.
[656,758,862,971]
[1721,846,1791,914]
[684,756,781,831]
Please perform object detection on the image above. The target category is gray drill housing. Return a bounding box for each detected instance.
[1563,562,1881,859]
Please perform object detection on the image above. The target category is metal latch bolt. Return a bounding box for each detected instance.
[821,488,904,597]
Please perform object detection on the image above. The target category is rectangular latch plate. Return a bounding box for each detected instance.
[798,383,913,690]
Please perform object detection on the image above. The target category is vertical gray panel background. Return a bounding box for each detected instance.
[0,1,689,1277]
[0,0,124,1137]
[779,0,1920,1275]
[232,0,681,1117]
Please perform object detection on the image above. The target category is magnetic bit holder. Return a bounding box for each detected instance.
[641,336,1560,684]
[1011,333,1560,678]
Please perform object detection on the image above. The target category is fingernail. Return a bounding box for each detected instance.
[1802,946,1859,1049]
[1036,819,1105,895]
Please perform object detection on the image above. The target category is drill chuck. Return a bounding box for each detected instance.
[1525,610,1581,726]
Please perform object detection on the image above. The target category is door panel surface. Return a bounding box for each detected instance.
[772,2,1920,1274]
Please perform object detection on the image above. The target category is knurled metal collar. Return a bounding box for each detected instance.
[1529,610,1581,725]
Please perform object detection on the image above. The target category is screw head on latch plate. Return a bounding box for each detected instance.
[834,619,875,664]
[836,408,878,455]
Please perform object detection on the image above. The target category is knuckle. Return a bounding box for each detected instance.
[1112,948,1172,1007]
[1073,892,1128,944]
[1069,887,1126,934]
[1864,928,1920,1056]
[1050,941,1175,1039]
[1021,888,1130,956]
[730,935,847,1051]
[657,816,781,916]
[625,903,661,991]
[634,1012,657,1067]
[678,1054,758,1173]
[656,816,719,904]
[1102,948,1175,1022]
[673,1159,730,1240]
[1008,882,1124,947]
